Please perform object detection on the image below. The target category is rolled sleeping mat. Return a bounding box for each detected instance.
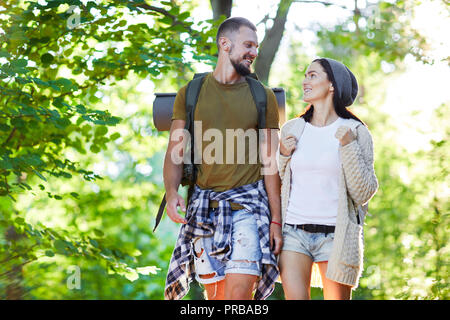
[152,88,286,132]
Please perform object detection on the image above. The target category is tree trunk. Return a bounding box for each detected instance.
[210,0,232,20]
[254,0,294,84]
[4,226,25,300]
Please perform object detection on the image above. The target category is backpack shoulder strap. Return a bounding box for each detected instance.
[245,76,267,129]
[185,73,208,130]
[185,73,207,168]
[193,72,210,79]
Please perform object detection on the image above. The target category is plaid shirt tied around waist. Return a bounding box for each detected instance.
[164,179,279,300]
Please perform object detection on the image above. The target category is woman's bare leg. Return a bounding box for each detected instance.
[317,261,352,300]
[279,250,314,300]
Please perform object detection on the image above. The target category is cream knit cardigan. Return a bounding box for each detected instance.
[278,117,378,288]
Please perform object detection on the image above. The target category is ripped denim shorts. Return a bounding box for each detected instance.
[192,207,262,284]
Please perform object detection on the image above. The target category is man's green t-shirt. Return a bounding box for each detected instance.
[172,72,279,192]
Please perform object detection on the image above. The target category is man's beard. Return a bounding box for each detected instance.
[230,57,251,76]
[229,46,252,76]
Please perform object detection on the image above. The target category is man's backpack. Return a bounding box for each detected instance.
[153,72,268,232]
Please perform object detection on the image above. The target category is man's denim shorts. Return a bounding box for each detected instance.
[282,224,335,262]
[192,207,262,285]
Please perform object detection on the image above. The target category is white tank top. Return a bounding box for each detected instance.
[285,117,344,226]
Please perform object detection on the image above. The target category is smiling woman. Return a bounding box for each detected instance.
[303,64,332,103]
[301,59,363,125]
[278,58,378,300]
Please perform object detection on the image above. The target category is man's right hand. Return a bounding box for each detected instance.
[166,192,187,224]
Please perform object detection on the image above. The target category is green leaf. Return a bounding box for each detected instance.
[41,53,54,64]
[136,266,160,275]
[32,77,49,87]
[90,144,100,153]
[24,154,44,167]
[0,50,11,58]
[55,77,75,91]
[89,239,99,248]
[95,125,108,136]
[32,169,47,182]
[20,182,32,190]
[0,157,13,170]
[54,239,68,254]
[45,250,55,257]
[93,229,104,237]
[159,16,172,26]
[178,11,190,21]
[15,217,25,225]
[15,76,32,84]
[76,104,87,114]
[109,132,121,140]
[124,268,139,282]
[70,192,79,198]
[11,59,27,68]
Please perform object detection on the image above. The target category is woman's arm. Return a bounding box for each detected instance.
[278,153,291,180]
[340,125,379,205]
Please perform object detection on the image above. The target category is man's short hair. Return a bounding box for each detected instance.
[216,17,257,50]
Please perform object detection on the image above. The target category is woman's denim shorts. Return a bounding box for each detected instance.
[192,207,262,284]
[282,224,335,262]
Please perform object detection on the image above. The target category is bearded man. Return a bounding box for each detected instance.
[163,17,282,300]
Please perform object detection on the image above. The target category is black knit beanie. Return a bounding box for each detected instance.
[323,58,358,107]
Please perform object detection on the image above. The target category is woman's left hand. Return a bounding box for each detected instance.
[335,126,356,146]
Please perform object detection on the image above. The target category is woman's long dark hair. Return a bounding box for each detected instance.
[299,58,365,126]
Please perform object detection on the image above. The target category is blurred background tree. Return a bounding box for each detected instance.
[0,0,448,299]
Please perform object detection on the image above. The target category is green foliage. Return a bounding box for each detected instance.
[0,0,217,298]
[363,103,449,300]
[316,0,432,71]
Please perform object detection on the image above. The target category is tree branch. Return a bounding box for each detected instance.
[0,259,35,278]
[293,0,348,10]
[132,3,196,34]
[256,13,271,27]
[2,127,16,147]
[0,244,39,264]
[254,0,294,84]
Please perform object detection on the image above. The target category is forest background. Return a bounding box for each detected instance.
[0,0,448,300]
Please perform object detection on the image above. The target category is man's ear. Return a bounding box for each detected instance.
[218,37,231,52]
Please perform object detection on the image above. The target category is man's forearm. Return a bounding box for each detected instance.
[164,119,187,198]
[264,173,281,222]
[261,128,282,222]
[163,151,183,198]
